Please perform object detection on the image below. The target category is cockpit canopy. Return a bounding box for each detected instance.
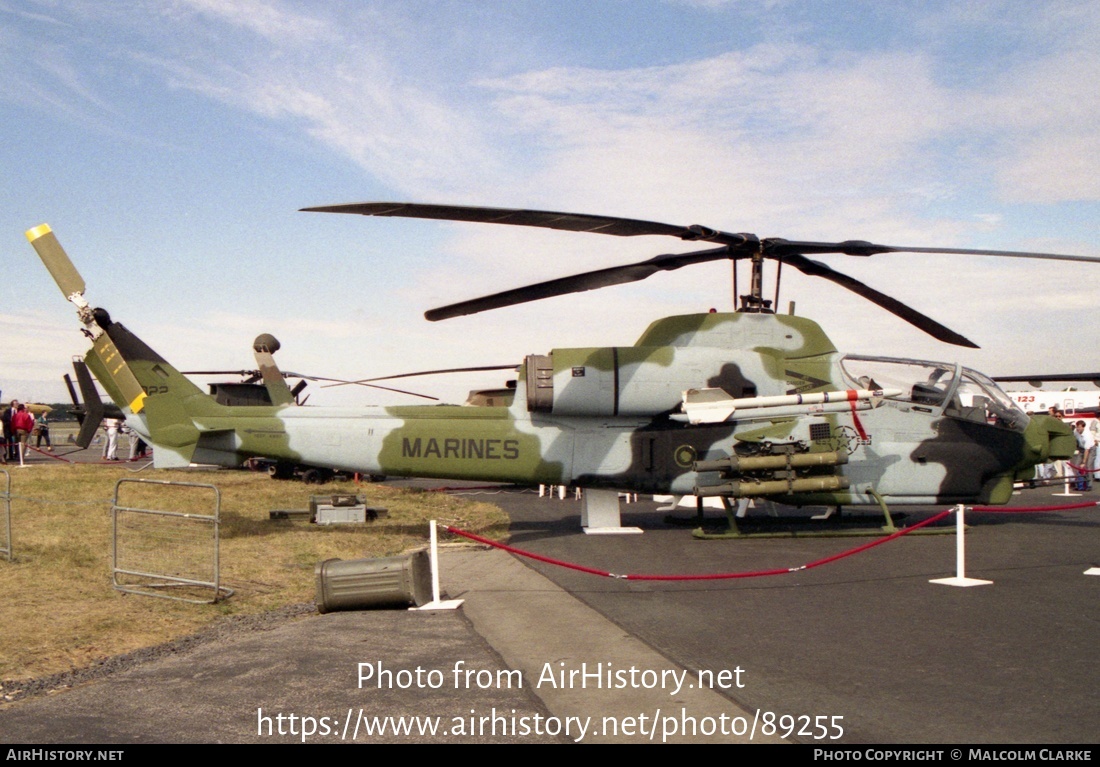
[840,355,1028,431]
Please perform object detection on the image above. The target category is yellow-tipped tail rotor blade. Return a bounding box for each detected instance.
[26,224,86,300]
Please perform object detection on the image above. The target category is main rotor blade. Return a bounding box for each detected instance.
[26,224,86,300]
[876,244,1100,263]
[426,245,736,321]
[183,369,441,400]
[320,364,519,389]
[181,369,262,377]
[764,238,1100,264]
[183,369,329,382]
[345,382,439,401]
[302,202,750,244]
[994,372,1100,386]
[307,203,1100,263]
[304,201,1097,329]
[782,253,979,348]
[276,373,439,400]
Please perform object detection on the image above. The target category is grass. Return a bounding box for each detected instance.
[0,462,509,682]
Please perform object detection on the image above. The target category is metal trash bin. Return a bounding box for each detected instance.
[315,551,432,612]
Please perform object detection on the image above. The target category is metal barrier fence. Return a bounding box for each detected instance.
[0,469,10,561]
[111,478,233,603]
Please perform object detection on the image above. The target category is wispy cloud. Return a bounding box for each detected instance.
[173,0,328,43]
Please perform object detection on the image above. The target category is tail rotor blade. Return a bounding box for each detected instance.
[26,225,86,301]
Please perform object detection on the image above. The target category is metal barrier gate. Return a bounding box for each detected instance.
[0,470,10,562]
[112,478,233,603]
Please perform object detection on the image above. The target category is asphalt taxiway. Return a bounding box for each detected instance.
[477,486,1099,744]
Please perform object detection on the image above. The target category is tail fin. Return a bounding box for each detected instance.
[85,313,219,467]
[68,359,106,448]
[29,224,221,467]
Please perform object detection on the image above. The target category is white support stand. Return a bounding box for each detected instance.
[930,505,992,588]
[652,494,683,511]
[1053,462,1080,497]
[540,484,571,499]
[811,506,839,520]
[653,494,726,512]
[581,488,642,535]
[412,520,464,611]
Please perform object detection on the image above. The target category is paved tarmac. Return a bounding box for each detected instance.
[0,550,771,745]
[482,486,1099,744]
[0,470,769,743]
[1,458,1096,744]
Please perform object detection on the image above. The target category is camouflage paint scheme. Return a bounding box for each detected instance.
[90,307,1074,508]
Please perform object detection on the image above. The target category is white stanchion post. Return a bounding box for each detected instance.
[1054,461,1080,497]
[411,519,463,611]
[930,504,992,587]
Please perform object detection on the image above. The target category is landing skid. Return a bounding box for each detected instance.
[661,495,797,526]
[659,494,731,527]
[692,491,956,539]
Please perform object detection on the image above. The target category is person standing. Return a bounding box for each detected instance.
[35,410,52,451]
[128,430,148,460]
[1,400,16,462]
[102,417,120,461]
[1074,420,1095,491]
[1090,419,1100,482]
[1048,406,1068,484]
[12,404,35,465]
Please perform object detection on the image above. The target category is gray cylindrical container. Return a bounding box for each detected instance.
[315,551,432,613]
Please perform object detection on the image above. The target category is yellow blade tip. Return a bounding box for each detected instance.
[25,224,52,242]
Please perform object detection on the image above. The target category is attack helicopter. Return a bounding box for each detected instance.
[26,206,1090,530]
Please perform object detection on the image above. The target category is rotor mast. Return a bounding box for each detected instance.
[737,248,774,314]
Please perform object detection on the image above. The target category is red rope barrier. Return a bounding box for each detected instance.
[797,509,953,571]
[1064,461,1099,474]
[26,446,76,463]
[970,501,1099,513]
[444,526,613,578]
[625,564,793,581]
[447,509,955,581]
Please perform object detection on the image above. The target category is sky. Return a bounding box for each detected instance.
[2,0,1099,408]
